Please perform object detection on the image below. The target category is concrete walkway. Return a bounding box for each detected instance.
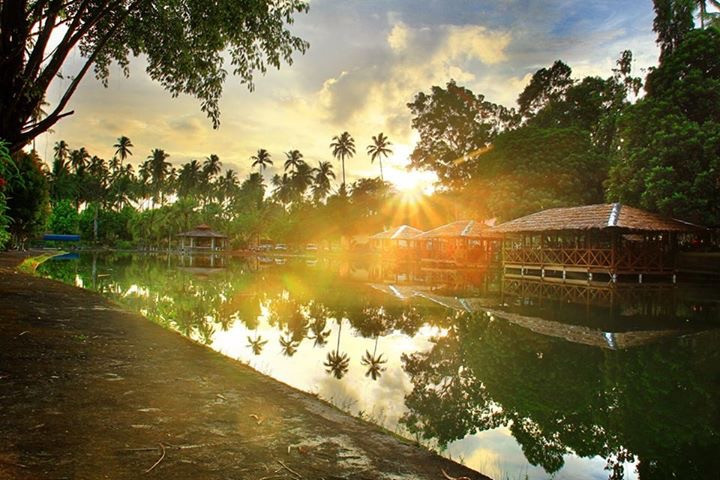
[0,252,487,480]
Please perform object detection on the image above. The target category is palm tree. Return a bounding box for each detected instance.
[323,319,349,379]
[251,149,273,171]
[113,136,133,167]
[311,161,335,203]
[290,161,314,201]
[144,148,172,205]
[203,154,222,181]
[271,173,294,206]
[177,159,203,198]
[367,132,392,181]
[330,131,355,188]
[283,150,305,172]
[217,169,239,206]
[53,140,69,166]
[69,147,90,174]
[360,336,387,381]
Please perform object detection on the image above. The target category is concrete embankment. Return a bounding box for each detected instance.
[0,251,486,480]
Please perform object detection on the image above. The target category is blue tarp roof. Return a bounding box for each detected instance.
[43,234,80,242]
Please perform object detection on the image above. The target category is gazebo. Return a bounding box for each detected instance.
[176,224,227,251]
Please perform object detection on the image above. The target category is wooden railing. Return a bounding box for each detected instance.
[503,246,674,272]
[503,248,613,268]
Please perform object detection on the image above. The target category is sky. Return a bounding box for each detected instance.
[38,0,660,193]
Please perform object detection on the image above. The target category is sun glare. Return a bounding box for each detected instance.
[387,167,437,199]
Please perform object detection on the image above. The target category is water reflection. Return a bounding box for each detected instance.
[37,253,720,480]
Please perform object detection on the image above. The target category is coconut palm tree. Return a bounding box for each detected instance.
[69,147,90,174]
[323,319,350,379]
[53,140,70,166]
[367,132,392,181]
[203,154,222,181]
[113,136,133,166]
[177,159,203,198]
[217,169,239,206]
[312,161,335,203]
[330,131,355,188]
[290,161,314,201]
[271,173,294,206]
[143,148,172,205]
[360,336,387,381]
[283,150,304,172]
[251,149,273,171]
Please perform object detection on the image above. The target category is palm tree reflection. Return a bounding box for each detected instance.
[324,319,350,379]
[308,302,331,347]
[247,331,268,355]
[361,336,387,380]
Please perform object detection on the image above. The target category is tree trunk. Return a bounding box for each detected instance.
[93,204,98,242]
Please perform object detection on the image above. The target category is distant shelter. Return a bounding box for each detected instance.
[490,203,704,283]
[369,225,423,260]
[415,220,499,267]
[177,224,228,251]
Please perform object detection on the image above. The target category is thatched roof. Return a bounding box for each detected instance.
[416,220,497,239]
[176,224,227,238]
[370,225,423,240]
[490,204,703,234]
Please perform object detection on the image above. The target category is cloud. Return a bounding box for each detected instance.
[36,0,660,190]
[387,22,409,52]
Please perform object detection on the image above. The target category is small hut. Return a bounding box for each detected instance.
[176,224,227,251]
[490,203,704,283]
[415,220,498,266]
[370,225,423,259]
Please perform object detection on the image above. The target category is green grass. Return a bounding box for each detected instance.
[17,251,67,274]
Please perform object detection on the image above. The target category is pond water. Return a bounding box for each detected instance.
[38,252,720,480]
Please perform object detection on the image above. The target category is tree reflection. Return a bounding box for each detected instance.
[401,311,720,479]
[324,319,350,379]
[246,332,268,355]
[360,336,386,380]
[279,332,300,357]
[307,302,332,347]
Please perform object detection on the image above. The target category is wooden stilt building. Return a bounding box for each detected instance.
[415,220,499,267]
[369,225,423,260]
[490,203,704,283]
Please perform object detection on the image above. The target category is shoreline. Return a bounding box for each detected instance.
[0,250,488,479]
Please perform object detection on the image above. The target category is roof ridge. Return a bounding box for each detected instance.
[608,203,622,227]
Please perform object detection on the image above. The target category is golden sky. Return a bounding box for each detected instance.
[37,0,659,193]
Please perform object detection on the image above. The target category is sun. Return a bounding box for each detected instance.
[388,168,437,200]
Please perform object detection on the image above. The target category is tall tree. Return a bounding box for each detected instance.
[113,136,134,167]
[330,131,355,188]
[203,154,222,181]
[283,150,304,172]
[0,0,309,153]
[407,80,515,186]
[653,0,696,60]
[366,132,392,181]
[142,148,172,205]
[251,149,273,171]
[607,28,720,225]
[312,161,335,203]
